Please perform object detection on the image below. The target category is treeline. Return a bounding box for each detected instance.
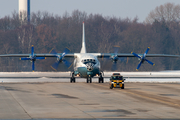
[0,9,180,72]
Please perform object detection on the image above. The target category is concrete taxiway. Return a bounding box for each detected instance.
[0,78,180,119]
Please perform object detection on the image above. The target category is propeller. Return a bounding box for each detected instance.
[102,46,126,71]
[110,46,126,71]
[20,45,46,71]
[131,47,155,71]
[50,47,72,70]
[110,46,119,71]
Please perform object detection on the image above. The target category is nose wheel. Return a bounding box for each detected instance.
[87,77,92,83]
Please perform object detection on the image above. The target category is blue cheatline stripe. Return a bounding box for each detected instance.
[27,0,30,22]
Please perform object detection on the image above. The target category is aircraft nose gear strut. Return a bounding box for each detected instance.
[87,75,92,83]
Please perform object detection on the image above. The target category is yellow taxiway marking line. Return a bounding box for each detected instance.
[124,89,180,107]
[92,83,180,107]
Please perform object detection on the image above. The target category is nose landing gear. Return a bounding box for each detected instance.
[87,77,92,83]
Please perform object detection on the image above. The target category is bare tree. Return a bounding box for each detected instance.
[145,3,180,24]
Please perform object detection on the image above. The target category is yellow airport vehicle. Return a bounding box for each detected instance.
[109,73,125,89]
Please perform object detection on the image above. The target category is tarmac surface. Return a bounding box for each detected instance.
[0,78,180,119]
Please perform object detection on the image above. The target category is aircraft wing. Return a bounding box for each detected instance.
[0,54,31,57]
[1,53,179,58]
[0,53,75,57]
[93,52,180,70]
[142,54,180,57]
[36,53,75,58]
[95,53,180,58]
[0,53,76,71]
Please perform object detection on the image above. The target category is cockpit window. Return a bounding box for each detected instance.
[82,59,96,64]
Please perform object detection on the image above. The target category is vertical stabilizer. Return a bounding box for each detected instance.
[80,22,87,53]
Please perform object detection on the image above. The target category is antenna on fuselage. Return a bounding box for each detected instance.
[80,22,87,53]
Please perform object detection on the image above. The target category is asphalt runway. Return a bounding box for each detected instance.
[0,78,180,119]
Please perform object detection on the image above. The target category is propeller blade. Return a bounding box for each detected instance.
[61,47,71,59]
[49,48,60,70]
[64,47,71,54]
[136,61,143,71]
[36,57,46,60]
[63,59,72,68]
[144,47,150,55]
[145,59,155,66]
[51,61,60,70]
[31,45,34,55]
[114,46,120,54]
[20,58,31,60]
[131,52,141,59]
[111,62,117,71]
[49,48,57,54]
[32,60,35,71]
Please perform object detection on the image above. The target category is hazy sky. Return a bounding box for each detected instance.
[1,0,180,22]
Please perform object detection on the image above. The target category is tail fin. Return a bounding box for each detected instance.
[80,22,87,53]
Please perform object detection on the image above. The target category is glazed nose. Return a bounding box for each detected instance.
[86,63,94,71]
[87,65,93,71]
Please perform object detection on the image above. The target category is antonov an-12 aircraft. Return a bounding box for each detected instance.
[0,22,180,83]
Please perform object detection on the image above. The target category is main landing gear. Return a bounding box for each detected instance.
[98,76,104,83]
[98,73,104,83]
[70,72,104,83]
[70,72,76,83]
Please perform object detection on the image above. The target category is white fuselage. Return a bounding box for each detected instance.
[73,53,100,78]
